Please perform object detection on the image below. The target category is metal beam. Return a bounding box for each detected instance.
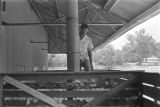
[94,1,160,51]
[3,76,66,107]
[82,74,139,107]
[2,21,123,26]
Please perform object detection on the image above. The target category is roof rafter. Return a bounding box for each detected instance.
[80,0,127,25]
[55,0,60,18]
[90,28,106,38]
[84,9,89,23]
[103,0,119,32]
[104,0,119,11]
[54,6,88,23]
[91,14,98,22]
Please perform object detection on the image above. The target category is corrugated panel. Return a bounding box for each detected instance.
[111,0,159,21]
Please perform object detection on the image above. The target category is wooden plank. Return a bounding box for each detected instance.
[99,98,138,106]
[143,98,160,107]
[2,71,142,82]
[3,100,27,106]
[3,98,139,107]
[143,73,160,86]
[3,89,139,98]
[143,85,160,101]
[3,99,50,106]
[3,76,66,107]
[95,1,160,51]
[4,91,106,98]
[0,75,3,107]
[82,74,139,107]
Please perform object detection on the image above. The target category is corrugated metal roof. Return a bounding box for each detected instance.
[28,0,160,53]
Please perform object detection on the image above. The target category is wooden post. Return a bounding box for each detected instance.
[66,0,80,72]
[0,75,3,107]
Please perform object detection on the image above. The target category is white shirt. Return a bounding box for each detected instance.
[80,35,94,60]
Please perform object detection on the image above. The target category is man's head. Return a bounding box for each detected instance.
[80,24,89,39]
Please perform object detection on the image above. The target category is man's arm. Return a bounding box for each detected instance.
[88,49,93,71]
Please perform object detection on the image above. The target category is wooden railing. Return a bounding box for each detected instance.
[142,72,160,107]
[0,70,159,107]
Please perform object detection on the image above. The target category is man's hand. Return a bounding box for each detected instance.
[88,49,93,71]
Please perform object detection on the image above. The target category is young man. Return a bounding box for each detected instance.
[79,24,94,71]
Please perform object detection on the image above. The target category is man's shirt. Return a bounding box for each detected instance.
[80,35,94,61]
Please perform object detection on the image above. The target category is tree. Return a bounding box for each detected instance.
[123,29,157,64]
[48,54,67,68]
[93,45,115,69]
[155,42,160,58]
[114,49,124,65]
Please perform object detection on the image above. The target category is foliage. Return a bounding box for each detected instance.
[124,29,158,64]
[93,45,115,69]
[48,54,67,67]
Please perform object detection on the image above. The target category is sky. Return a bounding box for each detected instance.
[110,14,160,50]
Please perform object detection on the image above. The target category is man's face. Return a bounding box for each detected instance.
[81,27,88,35]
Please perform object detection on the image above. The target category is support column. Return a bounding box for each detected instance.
[66,0,80,72]
[0,75,3,107]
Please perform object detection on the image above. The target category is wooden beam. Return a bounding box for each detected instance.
[143,73,160,86]
[3,76,66,107]
[54,7,88,23]
[80,0,125,34]
[3,90,106,98]
[143,98,160,107]
[28,0,43,22]
[3,89,138,98]
[143,85,160,101]
[84,9,89,23]
[1,71,143,82]
[55,0,60,18]
[91,14,98,22]
[0,75,3,107]
[94,1,160,51]
[89,28,106,38]
[82,74,139,107]
[104,0,119,11]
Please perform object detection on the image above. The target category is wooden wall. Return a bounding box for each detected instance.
[0,0,48,73]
